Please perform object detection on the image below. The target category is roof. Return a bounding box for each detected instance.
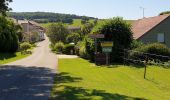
[132,14,170,39]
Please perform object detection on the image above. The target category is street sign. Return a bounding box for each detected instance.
[102,47,112,53]
[101,42,113,47]
[88,34,104,39]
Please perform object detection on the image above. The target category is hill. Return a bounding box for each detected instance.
[7,12,97,24]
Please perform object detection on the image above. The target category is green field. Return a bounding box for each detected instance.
[41,19,134,29]
[50,58,170,100]
[0,52,30,64]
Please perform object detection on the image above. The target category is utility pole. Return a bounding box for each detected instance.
[140,7,145,18]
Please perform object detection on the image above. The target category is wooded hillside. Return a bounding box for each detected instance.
[8,12,97,23]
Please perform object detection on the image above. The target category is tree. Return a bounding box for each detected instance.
[66,33,81,44]
[0,16,19,52]
[93,17,133,62]
[47,23,69,44]
[0,0,12,16]
[81,23,94,35]
[159,11,170,15]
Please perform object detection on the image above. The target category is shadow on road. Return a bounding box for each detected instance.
[50,72,147,100]
[0,65,55,100]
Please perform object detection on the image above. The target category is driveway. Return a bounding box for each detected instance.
[0,37,57,100]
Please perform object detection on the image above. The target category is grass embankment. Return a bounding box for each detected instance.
[50,58,170,100]
[0,52,30,64]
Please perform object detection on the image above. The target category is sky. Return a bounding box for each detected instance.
[9,0,170,20]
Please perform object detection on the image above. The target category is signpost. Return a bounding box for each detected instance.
[89,34,114,65]
[101,42,114,65]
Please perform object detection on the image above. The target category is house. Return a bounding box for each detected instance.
[17,20,45,41]
[10,18,46,41]
[132,14,170,47]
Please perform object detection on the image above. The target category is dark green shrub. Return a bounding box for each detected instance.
[54,42,64,53]
[63,44,75,55]
[130,43,170,62]
[0,16,19,52]
[130,40,144,49]
[93,17,133,63]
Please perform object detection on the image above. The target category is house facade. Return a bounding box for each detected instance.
[132,14,170,47]
[16,19,45,41]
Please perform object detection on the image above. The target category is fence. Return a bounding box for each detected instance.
[119,49,170,67]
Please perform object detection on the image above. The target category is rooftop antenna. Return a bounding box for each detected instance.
[140,7,145,18]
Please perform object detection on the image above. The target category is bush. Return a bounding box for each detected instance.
[130,43,170,62]
[0,16,19,52]
[66,33,81,44]
[130,40,144,49]
[75,41,88,59]
[93,17,133,63]
[20,42,32,54]
[63,44,75,55]
[54,42,64,53]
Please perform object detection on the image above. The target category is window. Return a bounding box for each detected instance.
[157,33,165,43]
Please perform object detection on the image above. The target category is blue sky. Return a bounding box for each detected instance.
[9,0,170,20]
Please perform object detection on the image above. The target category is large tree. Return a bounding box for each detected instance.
[93,17,133,62]
[0,0,12,16]
[0,16,19,52]
[47,23,69,44]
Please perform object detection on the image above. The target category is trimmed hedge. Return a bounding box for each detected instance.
[130,43,170,62]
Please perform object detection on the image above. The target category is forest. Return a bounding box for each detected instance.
[8,12,97,23]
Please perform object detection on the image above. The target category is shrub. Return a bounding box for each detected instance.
[130,40,144,49]
[66,33,81,44]
[130,43,170,62]
[0,16,19,52]
[75,41,88,59]
[20,42,32,54]
[93,17,133,63]
[54,42,64,53]
[63,44,75,55]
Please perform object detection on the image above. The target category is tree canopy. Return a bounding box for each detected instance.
[0,16,19,52]
[93,17,133,62]
[0,0,12,16]
[159,11,170,15]
[47,23,70,44]
[8,12,97,23]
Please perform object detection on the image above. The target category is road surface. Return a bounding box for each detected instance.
[0,37,57,100]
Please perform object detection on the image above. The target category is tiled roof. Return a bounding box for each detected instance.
[132,14,170,39]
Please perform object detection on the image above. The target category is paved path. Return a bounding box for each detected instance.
[0,37,57,100]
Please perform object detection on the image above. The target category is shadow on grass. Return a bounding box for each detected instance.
[50,72,147,100]
[0,52,17,60]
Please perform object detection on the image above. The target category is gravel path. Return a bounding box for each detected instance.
[0,36,57,100]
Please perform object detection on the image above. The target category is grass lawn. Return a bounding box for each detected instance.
[50,58,170,100]
[0,52,30,64]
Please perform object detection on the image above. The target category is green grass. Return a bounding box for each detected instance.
[0,52,30,64]
[50,58,170,100]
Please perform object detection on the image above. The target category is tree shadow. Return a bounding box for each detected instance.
[0,65,56,100]
[50,72,147,100]
[0,53,17,60]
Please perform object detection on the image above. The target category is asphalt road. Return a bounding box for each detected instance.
[0,37,57,100]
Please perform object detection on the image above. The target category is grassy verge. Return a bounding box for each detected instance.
[0,52,30,64]
[50,58,170,100]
